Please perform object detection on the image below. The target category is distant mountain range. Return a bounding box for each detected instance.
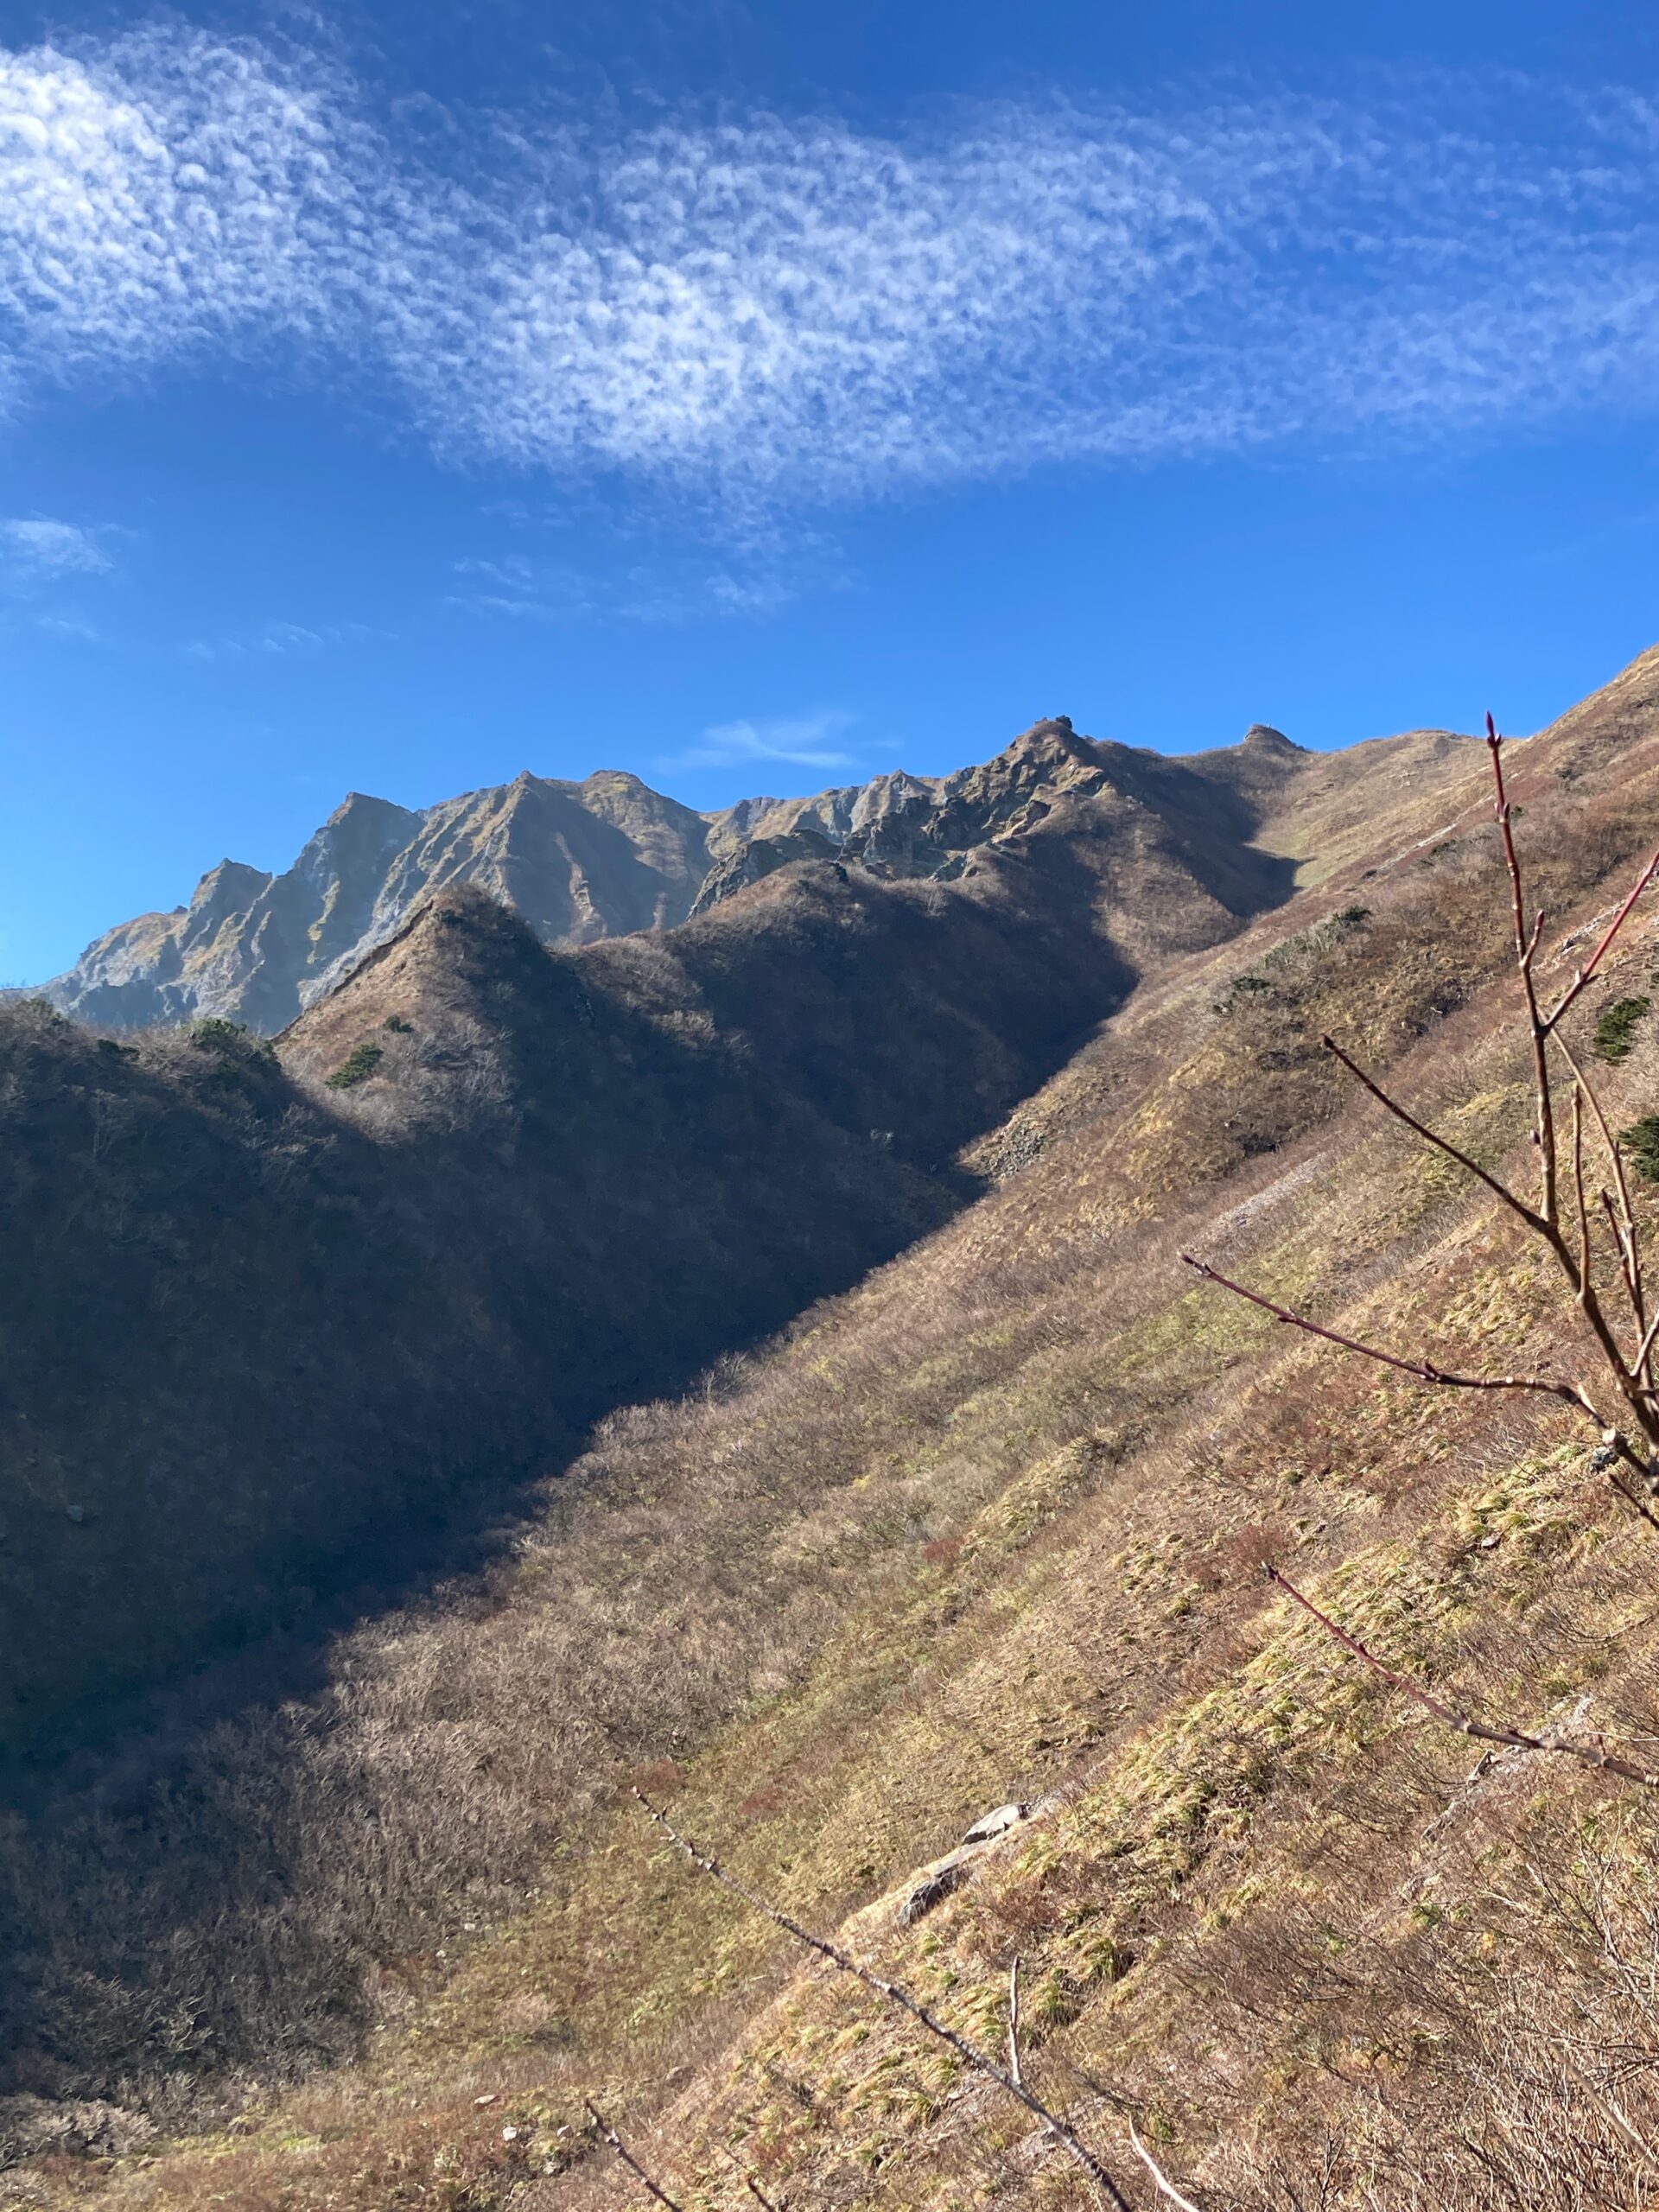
[39,715,1306,1031]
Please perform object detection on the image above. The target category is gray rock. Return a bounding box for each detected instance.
[897,1848,980,1927]
[960,1801,1028,1847]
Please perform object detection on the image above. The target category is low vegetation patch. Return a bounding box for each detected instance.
[1623,1111,1659,1182]
[325,1039,385,1088]
[1594,992,1651,1062]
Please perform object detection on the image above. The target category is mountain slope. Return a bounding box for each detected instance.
[43,772,719,1033]
[13,656,1659,2206]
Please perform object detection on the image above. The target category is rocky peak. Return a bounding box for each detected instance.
[998,713,1092,763]
[1241,722,1302,753]
[964,716,1105,798]
[178,861,273,952]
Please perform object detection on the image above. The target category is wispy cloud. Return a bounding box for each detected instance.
[182,619,387,662]
[0,514,119,637]
[0,517,112,576]
[7,35,1659,512]
[660,710,858,773]
[448,547,822,624]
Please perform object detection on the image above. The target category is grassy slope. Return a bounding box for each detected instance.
[12,651,1659,2205]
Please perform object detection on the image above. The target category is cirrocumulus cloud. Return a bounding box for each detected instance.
[3,29,1659,508]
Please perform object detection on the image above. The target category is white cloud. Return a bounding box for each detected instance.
[6,35,1659,509]
[0,517,112,577]
[0,31,353,387]
[661,710,858,772]
[0,514,118,637]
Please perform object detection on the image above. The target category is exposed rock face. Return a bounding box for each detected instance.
[47,774,714,1033]
[41,717,1310,1032]
[703,718,1112,898]
[696,714,1315,923]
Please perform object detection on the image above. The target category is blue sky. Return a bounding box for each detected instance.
[5,1,1659,981]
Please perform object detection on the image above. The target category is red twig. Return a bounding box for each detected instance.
[1267,1564,1659,1789]
[1554,1018,1652,1370]
[1317,1034,1543,1234]
[1544,849,1659,1033]
[1179,1255,1599,1419]
[1573,1086,1592,1310]
[1488,715,1559,1225]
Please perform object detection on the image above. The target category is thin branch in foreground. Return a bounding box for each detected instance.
[1266,1564,1659,1790]
[1179,1255,1598,1417]
[1541,842,1659,1034]
[746,2179,782,2209]
[1317,1033,1544,1236]
[1128,2117,1204,2212]
[1486,715,1558,1227]
[1551,1023,1648,1358]
[1625,1285,1659,1392]
[632,1790,1134,2210]
[1007,1955,1025,2090]
[1573,1085,1592,1311]
[1180,1255,1659,1528]
[583,2099,686,2211]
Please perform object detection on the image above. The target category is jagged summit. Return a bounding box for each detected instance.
[42,711,1319,1032]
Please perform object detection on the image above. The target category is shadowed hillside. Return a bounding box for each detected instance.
[13,657,1659,2206]
[0,717,1323,1768]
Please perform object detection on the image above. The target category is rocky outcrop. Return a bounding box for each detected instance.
[895,1799,1052,1925]
[45,774,715,1033]
[688,822,843,916]
[694,716,1313,923]
[706,720,1113,897]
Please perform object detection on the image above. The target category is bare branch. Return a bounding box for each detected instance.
[1320,1024,1659,1459]
[583,2099,686,2210]
[1318,1033,1544,1235]
[1007,1955,1025,2090]
[1486,715,1529,967]
[1625,1295,1659,1391]
[1573,1087,1592,1309]
[1128,2117,1205,2212]
[632,1790,1134,2210]
[1179,1255,1600,1420]
[1553,1024,1649,1364]
[1266,1565,1659,1790]
[746,2179,783,2210]
[1543,846,1659,1033]
[1487,716,1559,1224]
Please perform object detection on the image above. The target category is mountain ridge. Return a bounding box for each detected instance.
[40,715,1317,1033]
